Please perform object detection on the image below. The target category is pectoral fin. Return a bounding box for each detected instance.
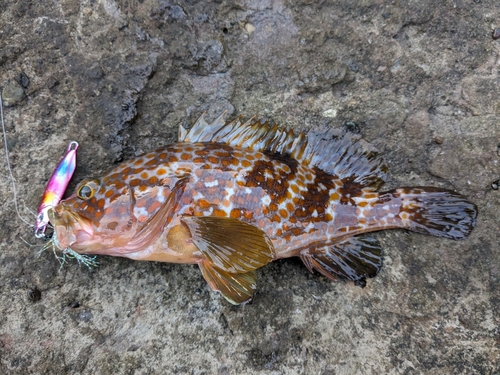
[181,216,276,273]
[123,178,188,252]
[199,260,256,305]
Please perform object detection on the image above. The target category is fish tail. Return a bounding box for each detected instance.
[390,187,477,240]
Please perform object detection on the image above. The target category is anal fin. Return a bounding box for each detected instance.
[300,235,383,284]
[199,260,256,305]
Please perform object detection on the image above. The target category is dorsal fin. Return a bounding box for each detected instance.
[179,113,388,190]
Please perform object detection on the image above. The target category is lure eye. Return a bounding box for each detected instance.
[77,184,94,200]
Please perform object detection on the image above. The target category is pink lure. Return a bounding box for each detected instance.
[35,141,78,238]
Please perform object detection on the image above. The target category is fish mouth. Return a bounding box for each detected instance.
[48,204,95,251]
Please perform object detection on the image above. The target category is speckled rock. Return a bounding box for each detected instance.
[1,1,499,374]
[1,81,25,107]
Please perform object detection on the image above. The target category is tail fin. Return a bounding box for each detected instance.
[392,187,477,240]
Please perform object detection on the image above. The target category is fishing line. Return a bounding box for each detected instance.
[0,92,33,227]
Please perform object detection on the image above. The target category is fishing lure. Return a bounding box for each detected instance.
[35,141,79,238]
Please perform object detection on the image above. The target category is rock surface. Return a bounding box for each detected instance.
[1,1,499,374]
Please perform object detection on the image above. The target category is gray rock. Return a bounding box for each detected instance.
[1,81,25,107]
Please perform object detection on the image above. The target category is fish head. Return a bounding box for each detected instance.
[48,177,141,255]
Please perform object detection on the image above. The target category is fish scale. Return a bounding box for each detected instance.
[49,114,477,305]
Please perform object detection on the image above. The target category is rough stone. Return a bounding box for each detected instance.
[1,0,499,374]
[1,81,25,107]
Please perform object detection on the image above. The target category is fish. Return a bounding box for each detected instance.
[48,113,478,304]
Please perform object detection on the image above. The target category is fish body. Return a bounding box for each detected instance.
[49,114,477,304]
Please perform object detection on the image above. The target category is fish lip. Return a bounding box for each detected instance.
[49,205,95,249]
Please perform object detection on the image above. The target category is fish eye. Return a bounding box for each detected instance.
[77,184,94,200]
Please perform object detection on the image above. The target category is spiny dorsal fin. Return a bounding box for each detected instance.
[179,113,387,190]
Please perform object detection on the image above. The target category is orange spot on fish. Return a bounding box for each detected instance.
[157,168,166,175]
[241,160,251,168]
[149,176,159,185]
[159,153,168,159]
[208,156,219,164]
[168,155,179,163]
[181,153,190,161]
[147,200,162,213]
[141,172,149,179]
[213,208,227,217]
[139,185,147,192]
[230,209,241,219]
[198,199,211,209]
[130,179,141,187]
[107,221,118,230]
[195,149,209,156]
[330,192,340,200]
[97,199,105,209]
